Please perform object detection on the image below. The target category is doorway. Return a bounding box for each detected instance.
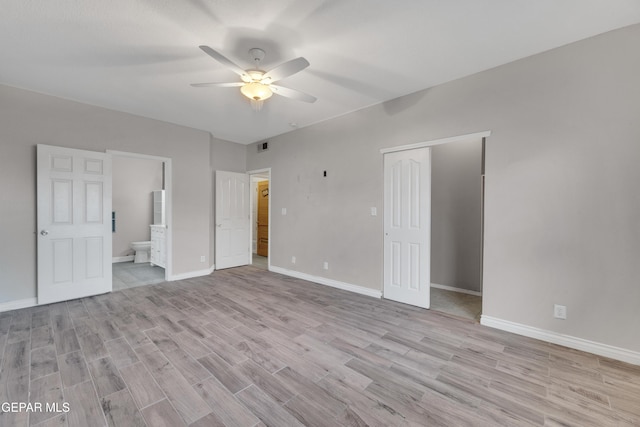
[249,169,271,270]
[381,132,488,320]
[108,150,172,289]
[429,137,484,321]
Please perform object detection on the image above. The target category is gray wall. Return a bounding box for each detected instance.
[431,138,483,292]
[210,135,247,174]
[247,24,640,353]
[0,85,212,303]
[112,155,163,257]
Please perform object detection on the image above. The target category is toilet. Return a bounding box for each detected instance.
[130,241,151,263]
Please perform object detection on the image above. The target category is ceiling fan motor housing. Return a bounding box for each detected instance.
[248,70,266,81]
[248,48,266,63]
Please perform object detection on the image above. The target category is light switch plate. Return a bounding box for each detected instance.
[554,304,567,319]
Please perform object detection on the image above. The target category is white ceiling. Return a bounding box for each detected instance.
[2,1,640,144]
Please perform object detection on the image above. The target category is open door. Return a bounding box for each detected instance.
[256,180,269,257]
[215,171,250,270]
[37,144,112,304]
[383,147,431,308]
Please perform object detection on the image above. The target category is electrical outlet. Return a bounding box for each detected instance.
[323,261,329,270]
[200,256,205,263]
[554,304,567,319]
[281,207,287,215]
[370,207,377,216]
[291,256,296,264]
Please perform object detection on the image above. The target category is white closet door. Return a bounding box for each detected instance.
[383,147,431,308]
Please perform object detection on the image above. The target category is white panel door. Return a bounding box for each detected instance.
[383,147,431,308]
[215,171,250,270]
[37,144,112,304]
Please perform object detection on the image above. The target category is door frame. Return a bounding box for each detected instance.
[380,130,491,304]
[380,131,491,155]
[248,168,271,271]
[107,150,173,280]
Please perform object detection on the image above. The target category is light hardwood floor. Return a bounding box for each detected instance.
[1,266,639,426]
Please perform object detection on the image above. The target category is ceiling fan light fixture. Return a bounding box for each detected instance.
[194,46,315,109]
[241,82,273,102]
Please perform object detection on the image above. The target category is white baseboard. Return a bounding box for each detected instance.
[269,266,382,299]
[112,256,134,263]
[168,265,215,281]
[481,315,640,366]
[0,297,38,313]
[431,283,482,297]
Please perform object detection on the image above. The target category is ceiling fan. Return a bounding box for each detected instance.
[191,46,317,111]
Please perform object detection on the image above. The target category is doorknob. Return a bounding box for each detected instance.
[216,224,222,228]
[40,230,49,236]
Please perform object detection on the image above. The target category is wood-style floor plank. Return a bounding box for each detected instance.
[104,337,139,368]
[192,376,259,427]
[0,265,637,427]
[141,399,187,427]
[54,329,80,355]
[58,350,90,388]
[188,412,226,427]
[30,345,59,380]
[87,356,127,398]
[31,325,54,350]
[145,328,211,385]
[100,388,146,427]
[197,351,251,394]
[64,380,107,427]
[118,361,166,409]
[236,385,305,427]
[134,343,211,424]
[29,372,64,425]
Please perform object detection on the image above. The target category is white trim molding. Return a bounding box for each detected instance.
[269,266,382,299]
[106,150,169,162]
[112,256,134,263]
[380,131,491,154]
[481,315,640,366]
[168,265,215,281]
[0,297,38,313]
[431,283,482,297]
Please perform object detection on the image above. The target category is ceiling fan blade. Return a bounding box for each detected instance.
[198,45,251,82]
[190,82,245,88]
[270,85,317,103]
[261,57,310,84]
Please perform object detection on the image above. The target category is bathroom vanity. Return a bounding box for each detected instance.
[150,224,166,268]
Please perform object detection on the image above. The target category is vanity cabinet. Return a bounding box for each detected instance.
[150,225,166,268]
